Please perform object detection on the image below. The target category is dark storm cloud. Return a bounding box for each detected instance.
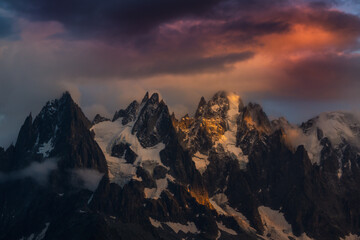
[306,8,360,34]
[136,51,255,76]
[0,0,296,39]
[0,15,14,38]
[1,0,358,41]
[1,0,222,36]
[222,19,291,35]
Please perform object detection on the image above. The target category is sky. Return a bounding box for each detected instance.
[0,0,359,147]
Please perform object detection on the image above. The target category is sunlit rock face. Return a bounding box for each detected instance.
[1,91,360,240]
[174,91,360,240]
[175,91,239,155]
[175,91,272,171]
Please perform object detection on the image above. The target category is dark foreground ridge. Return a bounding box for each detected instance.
[0,91,359,240]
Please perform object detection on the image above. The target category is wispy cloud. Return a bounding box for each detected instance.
[0,158,58,184]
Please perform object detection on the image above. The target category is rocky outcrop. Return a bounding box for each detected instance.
[113,100,140,125]
[92,114,110,125]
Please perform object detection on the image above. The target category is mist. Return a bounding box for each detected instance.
[0,158,58,184]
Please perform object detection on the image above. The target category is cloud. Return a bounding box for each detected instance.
[71,169,104,191]
[0,0,360,146]
[0,156,103,192]
[0,158,58,184]
[276,53,360,100]
[133,51,255,76]
[0,15,15,38]
[0,0,222,37]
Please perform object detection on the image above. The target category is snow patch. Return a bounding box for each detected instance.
[216,221,237,235]
[210,199,228,216]
[92,119,166,187]
[341,234,360,240]
[258,206,313,240]
[144,174,173,199]
[148,218,200,235]
[192,152,209,174]
[92,120,138,186]
[38,139,54,158]
[209,193,228,215]
[149,217,162,228]
[215,93,248,169]
[210,193,254,232]
[316,112,360,147]
[164,221,200,234]
[279,112,360,165]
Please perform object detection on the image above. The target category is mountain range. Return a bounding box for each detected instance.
[0,91,359,240]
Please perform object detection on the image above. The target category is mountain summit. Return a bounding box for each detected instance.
[0,91,360,240]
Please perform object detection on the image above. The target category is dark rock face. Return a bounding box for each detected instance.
[1,91,360,240]
[132,93,173,148]
[0,92,111,240]
[236,102,272,155]
[111,143,137,164]
[92,114,110,125]
[0,145,15,172]
[113,100,139,125]
[0,92,107,174]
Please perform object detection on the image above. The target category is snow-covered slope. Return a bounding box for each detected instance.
[177,92,250,173]
[214,93,249,169]
[92,118,166,186]
[275,111,360,165]
[258,206,313,240]
[91,94,170,189]
[305,112,360,149]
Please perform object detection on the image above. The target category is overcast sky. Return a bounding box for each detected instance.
[0,0,359,147]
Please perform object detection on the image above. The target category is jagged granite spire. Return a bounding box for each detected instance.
[112,100,140,124]
[2,92,107,173]
[141,91,149,104]
[132,93,171,147]
[92,114,110,125]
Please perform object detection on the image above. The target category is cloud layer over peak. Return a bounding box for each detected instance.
[0,0,359,147]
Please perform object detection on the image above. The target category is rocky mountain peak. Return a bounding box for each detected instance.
[141,91,149,103]
[149,92,160,104]
[195,96,207,118]
[301,112,360,148]
[271,117,291,131]
[175,92,244,155]
[238,102,272,135]
[194,91,243,119]
[6,92,107,174]
[113,100,140,124]
[132,92,172,148]
[92,114,110,125]
[14,113,34,152]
